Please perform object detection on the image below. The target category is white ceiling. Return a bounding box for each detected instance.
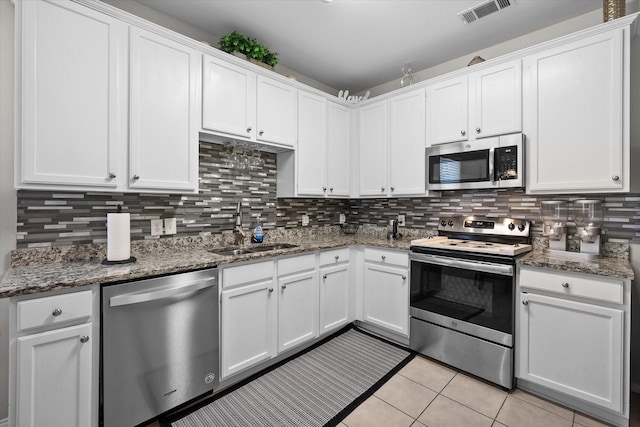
[133,0,603,92]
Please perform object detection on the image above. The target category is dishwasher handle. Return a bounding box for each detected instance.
[109,277,217,307]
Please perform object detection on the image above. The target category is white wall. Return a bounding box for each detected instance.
[0,0,16,422]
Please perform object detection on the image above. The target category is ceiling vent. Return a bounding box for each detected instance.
[457,0,515,24]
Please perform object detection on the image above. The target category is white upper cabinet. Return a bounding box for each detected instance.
[358,100,389,197]
[326,102,351,197]
[17,0,200,193]
[18,0,125,189]
[129,27,200,192]
[524,28,631,194]
[202,55,297,149]
[296,91,328,196]
[388,88,426,196]
[202,55,256,140]
[427,59,522,145]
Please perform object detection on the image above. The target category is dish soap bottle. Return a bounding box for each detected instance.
[251,216,264,244]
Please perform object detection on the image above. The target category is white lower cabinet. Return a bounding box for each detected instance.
[10,288,99,427]
[319,248,351,334]
[362,248,409,337]
[516,266,630,423]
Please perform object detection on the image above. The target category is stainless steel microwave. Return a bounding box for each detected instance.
[426,133,524,191]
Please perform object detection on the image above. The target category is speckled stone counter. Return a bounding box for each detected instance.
[0,226,427,298]
[516,250,634,280]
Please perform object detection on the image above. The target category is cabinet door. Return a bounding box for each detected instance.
[297,92,327,196]
[326,102,351,197]
[363,263,409,336]
[358,100,388,196]
[278,270,319,353]
[389,88,426,196]
[256,75,297,148]
[524,30,624,193]
[428,76,468,144]
[474,59,522,138]
[221,279,276,379]
[19,0,125,188]
[129,27,200,192]
[202,54,256,139]
[320,264,350,334]
[518,292,623,412]
[17,323,93,427]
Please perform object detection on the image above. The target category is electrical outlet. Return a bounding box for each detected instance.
[301,214,310,226]
[397,214,406,227]
[150,219,164,236]
[339,213,346,224]
[164,218,177,235]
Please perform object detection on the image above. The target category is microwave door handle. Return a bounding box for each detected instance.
[489,147,495,182]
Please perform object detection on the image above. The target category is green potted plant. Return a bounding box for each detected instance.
[218,30,278,69]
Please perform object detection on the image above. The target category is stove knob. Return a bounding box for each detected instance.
[508,223,515,231]
[518,224,526,232]
[447,220,454,227]
[440,220,447,227]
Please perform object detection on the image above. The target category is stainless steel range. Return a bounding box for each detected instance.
[409,216,532,389]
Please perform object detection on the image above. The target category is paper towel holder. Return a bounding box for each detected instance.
[102,205,137,265]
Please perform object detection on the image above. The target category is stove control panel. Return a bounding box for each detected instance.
[438,216,530,237]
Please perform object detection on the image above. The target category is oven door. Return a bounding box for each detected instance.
[409,252,514,346]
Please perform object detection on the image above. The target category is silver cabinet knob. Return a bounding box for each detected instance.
[390,187,395,192]
[268,287,274,293]
[132,174,140,180]
[335,255,339,261]
[322,187,327,192]
[522,300,529,305]
[329,188,333,192]
[461,130,466,136]
[381,255,386,261]
[108,172,116,179]
[323,274,328,280]
[52,308,62,317]
[612,175,620,181]
[476,127,481,133]
[561,282,570,288]
[281,284,287,290]
[247,126,252,133]
[259,130,264,136]
[80,335,90,343]
[381,187,385,192]
[401,275,407,280]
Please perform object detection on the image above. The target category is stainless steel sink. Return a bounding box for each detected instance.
[208,243,297,256]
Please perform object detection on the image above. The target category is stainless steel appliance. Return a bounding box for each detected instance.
[426,133,524,191]
[409,217,531,388]
[102,268,219,427]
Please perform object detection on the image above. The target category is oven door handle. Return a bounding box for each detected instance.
[410,253,513,276]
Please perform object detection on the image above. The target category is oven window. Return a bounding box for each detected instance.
[410,260,512,334]
[429,150,490,184]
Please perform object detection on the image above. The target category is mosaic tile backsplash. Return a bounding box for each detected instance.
[15,142,640,248]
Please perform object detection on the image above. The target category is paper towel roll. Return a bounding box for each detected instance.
[107,213,130,261]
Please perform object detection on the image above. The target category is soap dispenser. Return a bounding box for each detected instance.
[251,216,264,244]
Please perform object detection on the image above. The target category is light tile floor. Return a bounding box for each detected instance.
[150,354,639,427]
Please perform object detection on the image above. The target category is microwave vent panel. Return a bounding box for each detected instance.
[457,0,515,24]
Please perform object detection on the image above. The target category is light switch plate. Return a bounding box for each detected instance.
[398,214,406,227]
[302,214,310,226]
[151,219,164,236]
[164,218,177,235]
[339,213,346,224]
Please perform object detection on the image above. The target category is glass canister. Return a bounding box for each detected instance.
[540,200,568,241]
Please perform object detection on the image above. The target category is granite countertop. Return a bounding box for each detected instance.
[0,231,415,298]
[517,250,635,280]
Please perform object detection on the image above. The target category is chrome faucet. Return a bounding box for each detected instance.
[233,201,246,245]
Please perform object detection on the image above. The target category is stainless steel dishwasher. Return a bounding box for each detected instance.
[101,268,219,427]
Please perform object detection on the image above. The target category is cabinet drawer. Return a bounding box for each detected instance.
[223,261,274,289]
[17,290,93,332]
[519,268,623,304]
[278,254,316,276]
[319,248,350,266]
[364,247,408,267]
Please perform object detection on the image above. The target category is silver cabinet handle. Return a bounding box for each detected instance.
[132,174,140,180]
[268,287,274,293]
[281,284,287,290]
[108,172,116,179]
[612,175,620,181]
[381,255,386,261]
[461,130,466,136]
[80,335,90,343]
[476,127,481,133]
[323,274,327,280]
[52,308,62,317]
[522,300,529,305]
[561,282,570,288]
[247,126,252,133]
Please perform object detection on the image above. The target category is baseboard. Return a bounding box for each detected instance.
[631,382,640,394]
[0,417,8,427]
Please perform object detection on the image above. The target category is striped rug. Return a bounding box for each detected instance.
[166,328,412,427]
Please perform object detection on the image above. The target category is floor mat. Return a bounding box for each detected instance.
[166,328,413,427]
